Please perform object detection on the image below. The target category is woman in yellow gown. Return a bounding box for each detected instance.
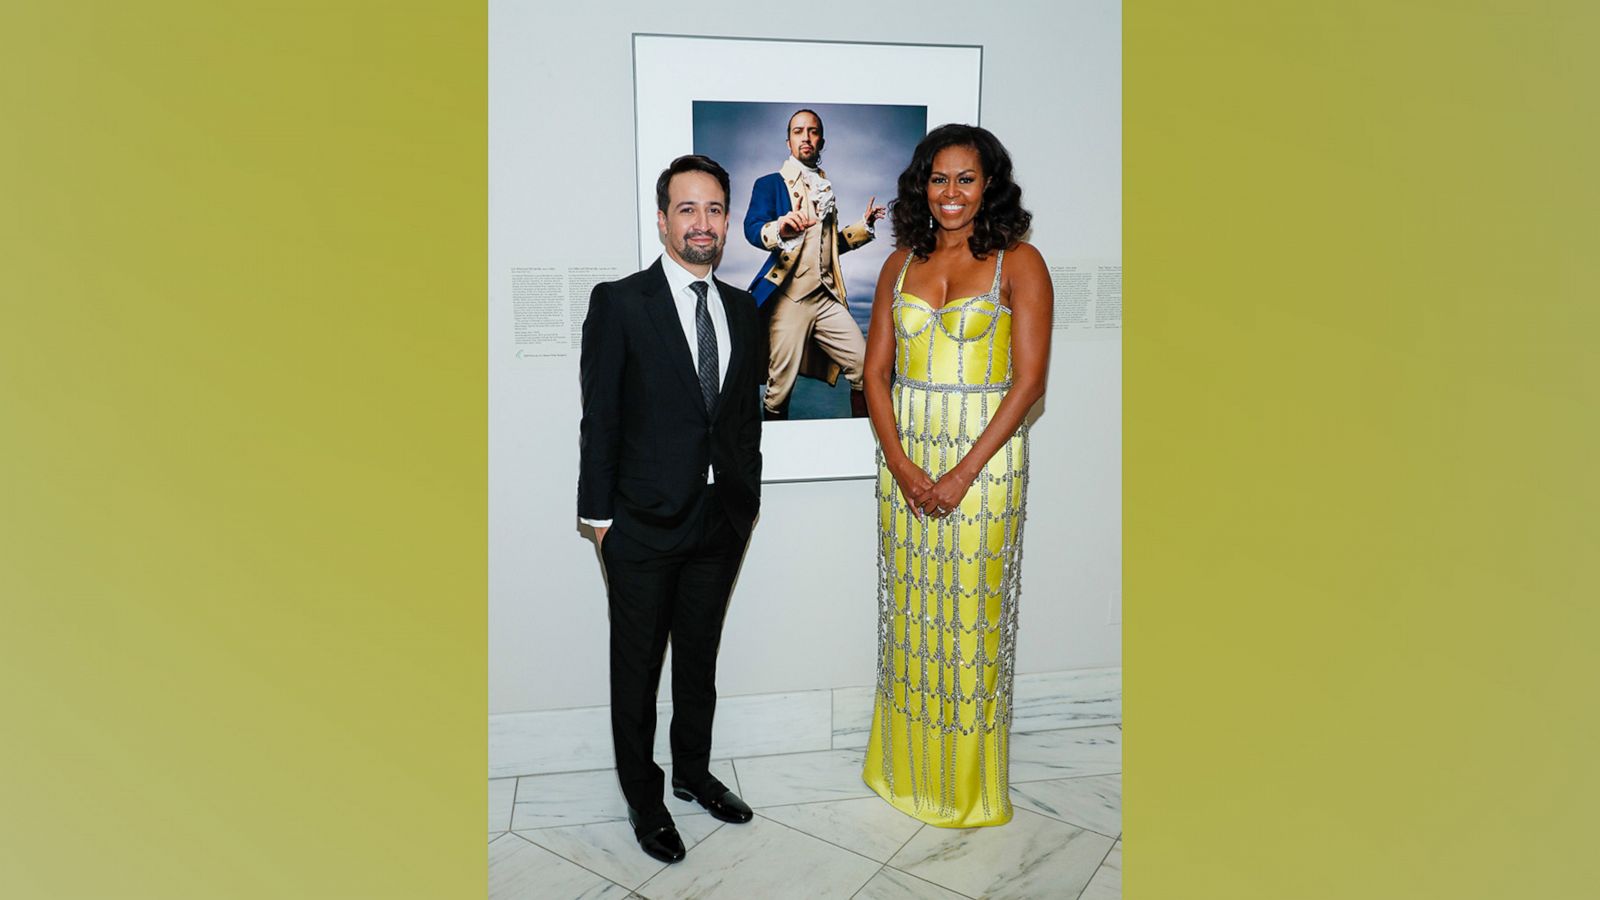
[861,124,1053,828]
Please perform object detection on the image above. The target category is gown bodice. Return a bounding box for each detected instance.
[891,249,1012,392]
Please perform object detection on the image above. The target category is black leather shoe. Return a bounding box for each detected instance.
[671,777,754,824]
[626,807,686,864]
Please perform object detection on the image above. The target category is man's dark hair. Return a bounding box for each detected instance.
[890,123,1033,260]
[654,155,731,213]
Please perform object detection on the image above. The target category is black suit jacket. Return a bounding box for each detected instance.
[578,259,763,552]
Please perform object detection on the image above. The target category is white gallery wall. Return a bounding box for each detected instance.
[490,0,1121,715]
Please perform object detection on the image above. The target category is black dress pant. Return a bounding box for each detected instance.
[601,487,745,827]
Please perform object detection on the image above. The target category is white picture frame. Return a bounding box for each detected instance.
[632,33,982,482]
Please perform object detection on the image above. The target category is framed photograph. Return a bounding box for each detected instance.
[633,34,982,481]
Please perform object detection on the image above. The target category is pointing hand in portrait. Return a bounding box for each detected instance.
[864,195,886,226]
[776,209,818,240]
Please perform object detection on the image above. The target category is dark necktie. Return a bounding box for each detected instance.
[690,280,718,415]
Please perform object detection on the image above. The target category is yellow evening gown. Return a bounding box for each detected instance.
[863,248,1026,828]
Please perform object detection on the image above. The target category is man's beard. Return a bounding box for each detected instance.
[679,232,722,265]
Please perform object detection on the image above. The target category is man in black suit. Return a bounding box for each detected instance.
[578,155,761,864]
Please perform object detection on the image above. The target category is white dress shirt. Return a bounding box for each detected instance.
[581,255,731,530]
[659,252,731,396]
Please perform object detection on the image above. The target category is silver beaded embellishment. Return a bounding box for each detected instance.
[873,250,1027,822]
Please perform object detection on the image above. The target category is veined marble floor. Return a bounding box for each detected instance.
[489,724,1121,899]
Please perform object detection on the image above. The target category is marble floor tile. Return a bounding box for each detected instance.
[634,816,882,899]
[489,832,630,900]
[690,690,833,759]
[511,760,739,831]
[519,816,725,890]
[831,685,875,750]
[490,777,517,833]
[757,796,924,862]
[491,705,615,779]
[492,692,834,778]
[1078,840,1121,900]
[1011,668,1122,732]
[1009,774,1121,838]
[888,808,1114,900]
[511,768,626,830]
[1007,726,1121,783]
[731,749,874,808]
[854,866,971,900]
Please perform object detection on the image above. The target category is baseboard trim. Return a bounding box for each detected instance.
[490,666,1120,779]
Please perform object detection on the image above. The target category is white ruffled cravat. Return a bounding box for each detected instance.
[797,161,837,221]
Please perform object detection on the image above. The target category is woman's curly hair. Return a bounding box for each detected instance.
[890,123,1032,260]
